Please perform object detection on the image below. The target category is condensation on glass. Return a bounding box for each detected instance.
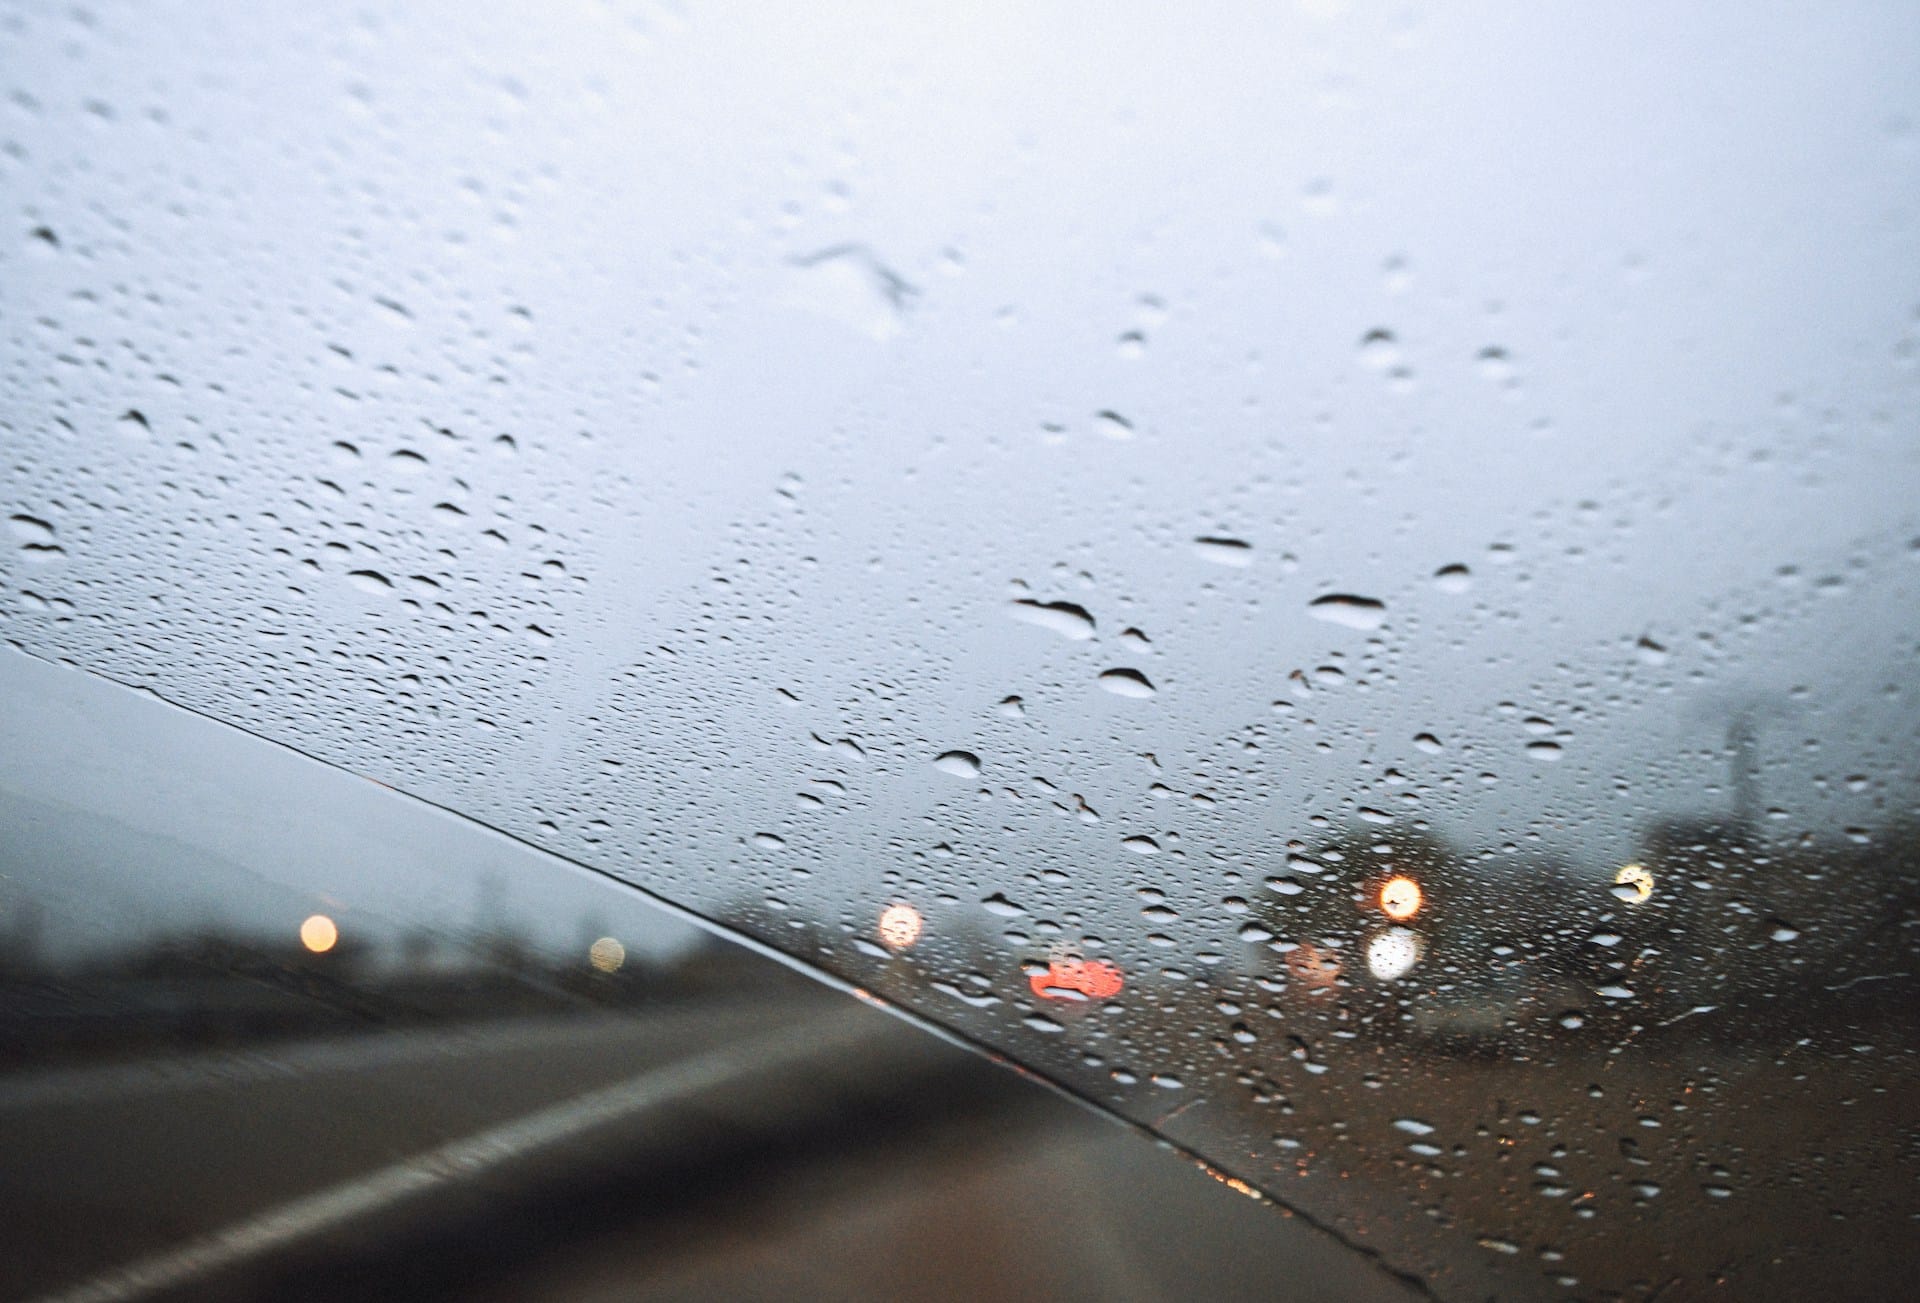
[3,3,1917,1297]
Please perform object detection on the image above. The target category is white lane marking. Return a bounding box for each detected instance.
[35,1011,876,1303]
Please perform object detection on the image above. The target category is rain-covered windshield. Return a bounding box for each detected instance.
[4,3,1917,1297]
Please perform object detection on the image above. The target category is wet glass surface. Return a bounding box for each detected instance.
[4,4,1918,1297]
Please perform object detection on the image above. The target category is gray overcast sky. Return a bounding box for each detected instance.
[1,0,1915,1014]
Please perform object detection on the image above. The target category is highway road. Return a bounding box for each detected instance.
[0,988,1421,1303]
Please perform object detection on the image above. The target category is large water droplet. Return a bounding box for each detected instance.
[1308,594,1386,630]
[1098,668,1156,698]
[933,749,981,778]
[1193,536,1253,567]
[783,243,916,340]
[1008,599,1096,640]
[9,514,56,545]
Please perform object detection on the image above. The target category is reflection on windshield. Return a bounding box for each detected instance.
[3,2,1917,1297]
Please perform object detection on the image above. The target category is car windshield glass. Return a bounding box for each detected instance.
[4,4,1917,1298]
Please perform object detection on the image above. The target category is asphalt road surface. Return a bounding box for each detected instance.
[0,988,1421,1303]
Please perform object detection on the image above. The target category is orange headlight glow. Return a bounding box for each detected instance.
[1379,876,1422,920]
[877,902,924,951]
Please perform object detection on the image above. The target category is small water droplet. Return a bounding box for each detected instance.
[1433,564,1472,594]
[1358,329,1401,371]
[1122,835,1161,854]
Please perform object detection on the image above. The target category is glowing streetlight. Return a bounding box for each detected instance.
[877,902,923,951]
[1379,876,1422,921]
[1365,927,1423,981]
[300,914,338,954]
[588,936,626,973]
[1613,863,1654,903]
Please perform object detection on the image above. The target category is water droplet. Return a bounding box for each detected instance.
[1769,921,1800,942]
[1433,564,1472,594]
[1308,594,1386,630]
[1122,835,1161,854]
[1093,410,1135,440]
[996,695,1025,718]
[1597,984,1635,1000]
[8,514,56,545]
[347,569,393,593]
[1525,740,1563,762]
[933,750,981,778]
[1413,732,1444,754]
[1098,668,1156,698]
[981,893,1024,917]
[1358,329,1401,370]
[1393,1118,1435,1136]
[1193,536,1253,567]
[783,243,916,340]
[1008,599,1096,640]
